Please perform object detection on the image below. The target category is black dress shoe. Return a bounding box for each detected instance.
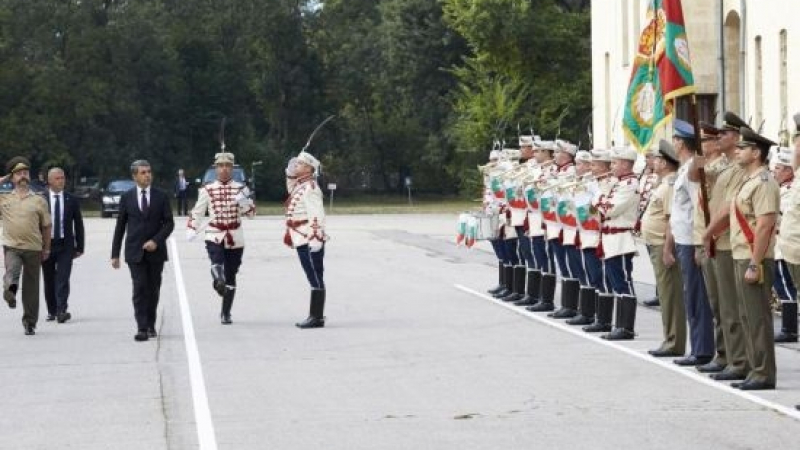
[24,325,35,336]
[296,316,325,329]
[643,297,660,307]
[774,332,798,343]
[221,313,232,325]
[673,355,712,366]
[710,370,747,381]
[147,328,157,338]
[736,380,775,391]
[57,312,71,324]
[46,315,56,321]
[134,331,149,342]
[648,348,682,357]
[696,361,726,373]
[3,285,17,309]
[526,302,555,312]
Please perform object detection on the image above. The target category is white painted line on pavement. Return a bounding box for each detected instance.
[170,238,219,450]
[455,284,800,422]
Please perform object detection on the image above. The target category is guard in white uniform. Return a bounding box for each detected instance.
[187,152,256,324]
[285,151,328,329]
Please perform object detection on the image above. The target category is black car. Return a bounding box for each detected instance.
[198,164,248,186]
[100,179,136,218]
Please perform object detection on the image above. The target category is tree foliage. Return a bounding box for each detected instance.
[0,0,589,199]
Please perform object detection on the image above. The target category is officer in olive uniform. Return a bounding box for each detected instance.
[643,140,687,357]
[592,146,640,340]
[726,127,781,390]
[701,112,751,380]
[688,122,729,371]
[771,146,797,342]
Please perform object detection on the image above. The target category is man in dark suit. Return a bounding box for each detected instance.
[41,168,85,323]
[111,160,174,342]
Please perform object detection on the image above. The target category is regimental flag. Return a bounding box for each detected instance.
[659,0,696,102]
[622,0,696,153]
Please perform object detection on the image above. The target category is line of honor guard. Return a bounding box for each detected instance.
[471,110,800,392]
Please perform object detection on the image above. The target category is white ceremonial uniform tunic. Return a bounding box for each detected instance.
[285,177,327,248]
[594,172,640,259]
[189,179,255,248]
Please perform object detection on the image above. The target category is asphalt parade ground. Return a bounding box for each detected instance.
[1,214,799,450]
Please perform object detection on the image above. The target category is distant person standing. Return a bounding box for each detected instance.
[41,168,85,323]
[0,157,52,336]
[175,169,189,216]
[111,160,175,342]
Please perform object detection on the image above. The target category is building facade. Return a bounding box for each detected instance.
[592,0,800,147]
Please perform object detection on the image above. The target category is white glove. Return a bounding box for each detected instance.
[309,241,323,252]
[186,229,198,241]
[235,188,251,206]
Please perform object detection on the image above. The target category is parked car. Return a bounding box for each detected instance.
[74,176,101,201]
[197,164,248,186]
[100,179,136,218]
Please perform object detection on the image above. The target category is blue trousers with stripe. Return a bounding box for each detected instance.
[296,244,325,289]
[582,248,607,292]
[531,235,552,273]
[773,259,797,301]
[603,253,635,296]
[515,226,535,268]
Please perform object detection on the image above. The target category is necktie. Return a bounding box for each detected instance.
[54,194,61,239]
[141,189,149,215]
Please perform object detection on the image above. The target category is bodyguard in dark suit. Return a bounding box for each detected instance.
[111,160,174,342]
[41,168,85,323]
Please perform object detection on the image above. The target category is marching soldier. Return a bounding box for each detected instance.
[687,122,729,372]
[592,146,640,340]
[701,112,750,381]
[644,140,686,357]
[667,119,714,365]
[724,127,780,390]
[187,152,256,324]
[772,146,797,342]
[527,141,558,311]
[285,151,329,329]
[569,149,616,327]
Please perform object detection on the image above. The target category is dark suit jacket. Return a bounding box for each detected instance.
[111,186,174,264]
[45,190,85,255]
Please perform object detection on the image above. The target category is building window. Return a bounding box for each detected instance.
[674,94,718,124]
[755,36,763,127]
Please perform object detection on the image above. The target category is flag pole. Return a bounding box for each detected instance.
[688,94,714,257]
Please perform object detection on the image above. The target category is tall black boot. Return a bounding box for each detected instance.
[583,293,614,332]
[602,295,637,340]
[550,279,580,319]
[501,266,526,302]
[296,289,326,329]
[220,288,235,324]
[527,273,556,312]
[493,265,513,298]
[775,301,799,343]
[210,264,226,297]
[567,288,596,325]
[488,262,505,295]
[514,270,540,306]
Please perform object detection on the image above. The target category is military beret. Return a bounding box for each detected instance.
[611,146,638,162]
[6,156,31,174]
[721,111,749,133]
[656,139,679,165]
[673,119,695,140]
[736,127,776,155]
[575,150,592,163]
[214,152,235,165]
[296,151,320,172]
